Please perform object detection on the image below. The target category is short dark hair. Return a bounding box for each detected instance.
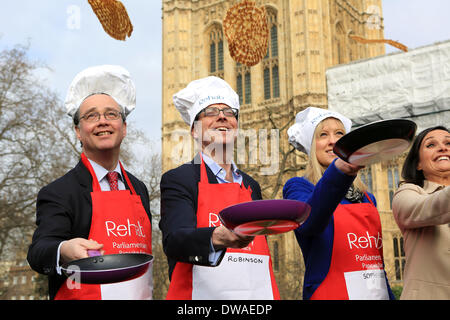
[73,109,81,126]
[401,125,449,187]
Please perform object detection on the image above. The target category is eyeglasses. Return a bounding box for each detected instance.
[201,107,239,118]
[80,110,123,122]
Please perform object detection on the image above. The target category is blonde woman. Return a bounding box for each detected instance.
[283,107,395,300]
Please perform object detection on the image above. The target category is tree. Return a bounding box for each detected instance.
[0,42,81,298]
[0,43,79,261]
[0,42,164,299]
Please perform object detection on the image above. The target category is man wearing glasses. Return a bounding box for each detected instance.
[27,65,152,300]
[160,76,280,300]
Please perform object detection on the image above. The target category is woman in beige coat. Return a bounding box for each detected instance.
[392,125,449,300]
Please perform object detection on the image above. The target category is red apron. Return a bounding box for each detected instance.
[311,195,389,300]
[166,156,279,300]
[55,153,152,300]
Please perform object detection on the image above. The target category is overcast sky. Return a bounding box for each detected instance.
[0,0,449,146]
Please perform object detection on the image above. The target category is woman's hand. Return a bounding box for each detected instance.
[335,158,364,176]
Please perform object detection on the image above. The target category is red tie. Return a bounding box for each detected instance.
[106,171,119,191]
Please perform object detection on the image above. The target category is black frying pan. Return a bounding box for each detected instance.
[61,251,153,284]
[333,119,417,166]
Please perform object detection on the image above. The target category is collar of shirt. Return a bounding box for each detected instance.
[87,159,125,191]
[201,152,242,184]
[423,180,447,193]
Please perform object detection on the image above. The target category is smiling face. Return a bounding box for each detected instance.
[314,118,346,167]
[75,94,127,159]
[192,103,238,148]
[417,129,450,183]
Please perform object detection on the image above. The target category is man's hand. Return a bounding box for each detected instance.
[60,238,104,264]
[212,225,254,250]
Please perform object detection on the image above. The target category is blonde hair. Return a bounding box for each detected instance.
[304,118,367,193]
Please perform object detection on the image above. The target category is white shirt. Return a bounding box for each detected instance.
[88,159,125,191]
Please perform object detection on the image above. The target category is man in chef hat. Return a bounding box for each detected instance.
[159,76,280,300]
[173,75,241,166]
[28,65,153,300]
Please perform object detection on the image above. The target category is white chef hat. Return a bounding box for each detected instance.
[64,65,136,118]
[173,76,240,128]
[287,107,352,155]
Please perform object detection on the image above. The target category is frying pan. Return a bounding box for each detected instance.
[333,119,417,166]
[219,199,310,236]
[61,251,153,284]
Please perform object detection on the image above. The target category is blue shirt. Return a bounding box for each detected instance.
[202,153,242,184]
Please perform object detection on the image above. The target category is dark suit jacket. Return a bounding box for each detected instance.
[159,154,262,280]
[27,159,151,300]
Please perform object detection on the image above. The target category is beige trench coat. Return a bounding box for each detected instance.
[392,181,450,300]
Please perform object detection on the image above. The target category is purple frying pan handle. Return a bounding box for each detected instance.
[87,250,102,257]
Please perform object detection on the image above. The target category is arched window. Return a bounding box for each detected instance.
[209,25,224,78]
[393,235,405,280]
[236,63,251,105]
[360,167,373,193]
[333,22,348,64]
[387,165,400,209]
[263,8,279,100]
[335,22,346,64]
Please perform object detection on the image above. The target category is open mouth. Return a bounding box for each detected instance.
[214,127,230,132]
[435,156,449,162]
[95,131,113,136]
